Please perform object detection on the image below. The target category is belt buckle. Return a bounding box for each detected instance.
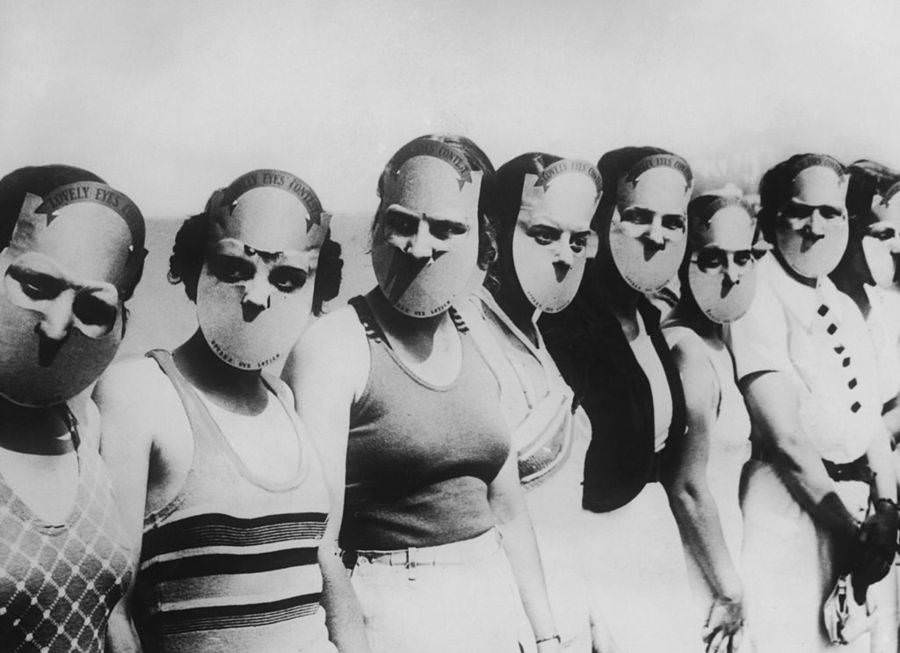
[405,547,417,581]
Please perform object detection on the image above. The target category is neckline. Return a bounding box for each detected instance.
[0,444,85,534]
[358,295,466,391]
[475,289,556,405]
[188,374,307,493]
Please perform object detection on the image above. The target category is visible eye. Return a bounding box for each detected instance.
[527,226,561,246]
[73,291,118,328]
[208,255,255,283]
[662,214,686,231]
[269,266,308,293]
[570,232,590,254]
[429,219,469,241]
[818,206,844,220]
[784,202,815,220]
[696,249,725,271]
[621,208,654,225]
[385,211,419,237]
[6,267,64,301]
[733,250,753,266]
[868,226,897,241]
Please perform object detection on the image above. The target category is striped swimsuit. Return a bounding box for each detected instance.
[135,350,333,652]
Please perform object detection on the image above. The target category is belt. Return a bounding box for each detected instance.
[344,528,501,569]
[751,441,873,484]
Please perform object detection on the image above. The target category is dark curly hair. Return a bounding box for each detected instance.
[0,165,145,302]
[372,134,497,270]
[168,187,342,316]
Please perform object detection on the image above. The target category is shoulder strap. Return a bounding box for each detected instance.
[348,296,386,344]
[145,349,221,449]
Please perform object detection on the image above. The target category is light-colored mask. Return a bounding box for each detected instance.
[196,170,330,370]
[863,183,900,287]
[511,159,601,313]
[0,185,143,406]
[372,139,483,317]
[775,163,848,279]
[687,199,760,323]
[609,155,692,293]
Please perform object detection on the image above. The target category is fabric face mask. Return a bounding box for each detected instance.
[0,187,140,406]
[196,175,330,370]
[372,139,482,317]
[609,158,691,293]
[775,165,849,279]
[511,160,601,313]
[687,203,760,324]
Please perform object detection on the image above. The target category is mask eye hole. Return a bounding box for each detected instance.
[208,254,255,283]
[621,207,654,225]
[733,250,753,266]
[570,232,590,254]
[73,290,118,330]
[696,249,724,271]
[268,266,308,293]
[662,214,685,231]
[428,219,468,241]
[868,225,897,241]
[6,266,64,301]
[526,225,560,247]
[818,206,844,220]
[384,211,419,237]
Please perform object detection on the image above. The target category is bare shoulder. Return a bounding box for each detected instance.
[670,331,719,414]
[93,355,171,411]
[93,354,187,448]
[284,305,369,393]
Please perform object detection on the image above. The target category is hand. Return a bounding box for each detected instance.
[703,596,744,653]
[851,498,898,603]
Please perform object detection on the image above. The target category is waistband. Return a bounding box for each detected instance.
[344,528,501,568]
[751,441,873,484]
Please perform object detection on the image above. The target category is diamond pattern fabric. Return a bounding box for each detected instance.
[0,445,133,652]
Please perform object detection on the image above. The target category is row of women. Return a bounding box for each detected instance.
[2,136,900,653]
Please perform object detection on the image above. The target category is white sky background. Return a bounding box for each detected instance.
[2,0,900,217]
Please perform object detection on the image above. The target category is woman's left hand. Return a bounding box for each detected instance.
[702,596,744,653]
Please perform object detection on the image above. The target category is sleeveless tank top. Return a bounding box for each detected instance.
[135,350,332,653]
[342,296,510,551]
[0,416,133,652]
[664,325,751,560]
[457,289,578,489]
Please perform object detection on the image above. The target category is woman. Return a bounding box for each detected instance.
[541,147,745,653]
[455,152,607,652]
[829,160,900,652]
[94,169,357,652]
[831,160,900,427]
[0,165,145,650]
[723,154,897,652]
[283,135,560,653]
[662,187,765,617]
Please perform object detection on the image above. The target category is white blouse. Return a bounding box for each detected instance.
[724,256,886,463]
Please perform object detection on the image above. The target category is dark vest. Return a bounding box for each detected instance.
[540,295,687,512]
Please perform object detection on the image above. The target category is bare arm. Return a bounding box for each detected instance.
[94,360,157,653]
[661,339,742,652]
[488,451,560,652]
[282,309,370,653]
[740,371,860,544]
